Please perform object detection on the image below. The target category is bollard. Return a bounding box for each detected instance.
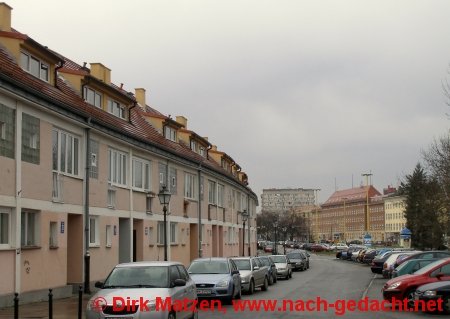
[78,285,82,319]
[13,293,18,319]
[48,289,53,319]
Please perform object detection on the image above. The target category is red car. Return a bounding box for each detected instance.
[382,257,450,304]
[310,244,326,252]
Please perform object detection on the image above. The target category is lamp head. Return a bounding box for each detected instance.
[158,185,171,206]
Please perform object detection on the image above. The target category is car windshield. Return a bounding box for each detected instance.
[103,266,168,288]
[233,259,251,270]
[271,256,286,263]
[188,260,229,274]
[413,259,445,275]
[259,258,270,266]
[287,253,302,259]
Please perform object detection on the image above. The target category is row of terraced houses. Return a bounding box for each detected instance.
[0,3,258,305]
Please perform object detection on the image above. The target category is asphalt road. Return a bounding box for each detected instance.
[202,253,435,319]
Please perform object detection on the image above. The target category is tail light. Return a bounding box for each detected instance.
[383,262,387,269]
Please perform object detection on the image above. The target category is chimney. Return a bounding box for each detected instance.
[135,88,146,107]
[90,63,111,84]
[175,116,188,128]
[211,145,218,151]
[0,3,12,32]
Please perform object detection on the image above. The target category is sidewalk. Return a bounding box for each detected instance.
[0,295,90,319]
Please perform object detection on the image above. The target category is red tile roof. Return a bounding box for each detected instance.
[0,33,253,195]
[322,186,381,206]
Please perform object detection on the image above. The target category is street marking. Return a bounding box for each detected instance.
[361,274,377,300]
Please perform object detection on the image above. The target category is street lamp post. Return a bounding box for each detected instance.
[158,186,171,261]
[242,210,249,256]
[274,221,278,255]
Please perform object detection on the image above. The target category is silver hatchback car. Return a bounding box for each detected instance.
[86,261,198,319]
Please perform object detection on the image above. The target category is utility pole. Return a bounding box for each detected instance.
[361,173,373,233]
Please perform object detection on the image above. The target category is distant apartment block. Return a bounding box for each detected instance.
[260,188,317,213]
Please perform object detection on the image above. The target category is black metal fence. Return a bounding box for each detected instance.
[13,285,84,319]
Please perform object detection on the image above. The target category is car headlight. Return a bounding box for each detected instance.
[241,276,250,284]
[216,279,229,288]
[87,297,107,312]
[423,290,437,297]
[387,282,402,290]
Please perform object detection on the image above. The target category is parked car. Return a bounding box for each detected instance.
[257,256,277,285]
[362,249,379,264]
[86,261,198,319]
[264,244,274,253]
[396,251,450,268]
[382,252,420,278]
[371,251,394,274]
[414,280,450,313]
[310,244,326,252]
[286,250,308,271]
[187,257,241,303]
[269,254,292,280]
[231,257,269,295]
[331,243,348,250]
[392,259,439,278]
[382,257,450,305]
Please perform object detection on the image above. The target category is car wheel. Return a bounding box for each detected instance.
[248,279,255,295]
[405,288,416,308]
[261,277,269,291]
[268,273,274,285]
[289,271,292,279]
[273,274,277,283]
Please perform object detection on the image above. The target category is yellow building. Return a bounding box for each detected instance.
[384,195,406,245]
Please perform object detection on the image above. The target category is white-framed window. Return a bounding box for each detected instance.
[20,51,49,82]
[0,207,10,247]
[106,225,112,247]
[22,113,40,164]
[89,216,100,246]
[52,128,80,176]
[132,157,151,191]
[184,173,197,200]
[21,211,39,247]
[107,186,116,208]
[157,221,165,245]
[107,99,126,119]
[164,126,177,142]
[170,222,177,244]
[89,139,99,179]
[199,147,205,157]
[190,140,197,152]
[83,86,102,108]
[49,221,58,248]
[218,184,225,207]
[52,172,64,202]
[208,180,216,205]
[108,148,127,186]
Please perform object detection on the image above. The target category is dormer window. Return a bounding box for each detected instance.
[199,147,205,157]
[20,51,49,82]
[83,87,102,108]
[107,99,126,119]
[190,140,197,152]
[164,126,177,142]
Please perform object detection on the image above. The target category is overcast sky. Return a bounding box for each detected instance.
[7,0,450,203]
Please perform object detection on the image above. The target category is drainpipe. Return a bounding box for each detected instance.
[197,166,202,258]
[14,102,23,295]
[84,121,91,294]
[128,101,137,123]
[54,60,64,89]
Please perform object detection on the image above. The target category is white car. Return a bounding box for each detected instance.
[86,261,198,319]
[330,243,348,250]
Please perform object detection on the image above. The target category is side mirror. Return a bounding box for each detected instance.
[435,273,445,280]
[94,281,104,289]
[253,266,259,270]
[173,279,187,287]
[232,270,240,275]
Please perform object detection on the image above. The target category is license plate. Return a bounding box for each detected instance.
[106,317,133,319]
[197,289,211,295]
